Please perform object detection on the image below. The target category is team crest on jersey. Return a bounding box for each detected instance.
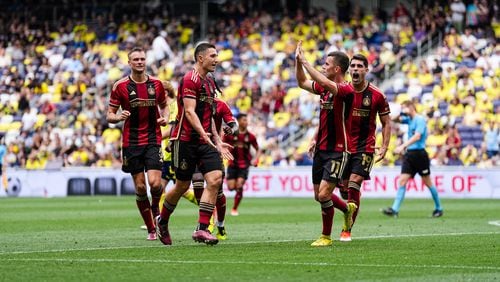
[148,86,156,96]
[363,97,371,107]
[123,156,128,166]
[180,159,188,170]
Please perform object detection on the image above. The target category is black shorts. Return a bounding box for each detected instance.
[344,152,375,180]
[312,151,350,185]
[226,166,249,180]
[122,145,163,174]
[402,149,431,178]
[172,140,223,181]
[161,161,176,182]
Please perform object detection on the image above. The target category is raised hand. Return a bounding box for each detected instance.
[295,40,304,60]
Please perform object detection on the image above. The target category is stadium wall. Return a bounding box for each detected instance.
[1,167,499,199]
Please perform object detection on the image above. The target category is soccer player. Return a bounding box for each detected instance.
[299,48,391,242]
[295,41,357,247]
[223,113,260,217]
[382,100,443,217]
[191,97,238,240]
[140,81,197,232]
[159,80,197,206]
[155,42,231,246]
[106,47,168,241]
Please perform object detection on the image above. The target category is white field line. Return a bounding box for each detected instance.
[0,231,499,255]
[0,257,499,271]
[487,220,500,227]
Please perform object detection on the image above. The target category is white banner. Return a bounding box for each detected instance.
[229,167,500,199]
[1,167,499,198]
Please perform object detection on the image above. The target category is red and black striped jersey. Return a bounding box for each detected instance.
[108,75,166,147]
[171,69,219,143]
[223,131,258,169]
[339,82,390,153]
[312,81,351,152]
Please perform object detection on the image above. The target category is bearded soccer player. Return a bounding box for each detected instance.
[106,47,168,241]
[295,41,356,247]
[301,50,391,242]
[155,42,231,246]
[191,97,238,240]
[223,113,260,217]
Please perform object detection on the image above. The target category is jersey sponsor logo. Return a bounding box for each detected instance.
[320,102,334,110]
[130,98,156,108]
[352,108,370,117]
[199,94,215,105]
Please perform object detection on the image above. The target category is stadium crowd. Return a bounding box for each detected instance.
[0,0,498,169]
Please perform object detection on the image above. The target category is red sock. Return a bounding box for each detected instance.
[150,188,163,218]
[233,188,243,210]
[159,200,176,223]
[198,202,215,230]
[331,193,347,212]
[136,194,154,233]
[320,200,334,236]
[348,188,361,226]
[216,193,226,223]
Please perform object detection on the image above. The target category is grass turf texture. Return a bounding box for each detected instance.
[0,197,499,281]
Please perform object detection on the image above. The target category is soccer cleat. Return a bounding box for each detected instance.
[147,231,157,241]
[140,225,147,230]
[382,207,399,217]
[216,226,227,240]
[339,230,351,242]
[192,229,219,245]
[208,215,215,233]
[231,209,239,216]
[343,202,357,231]
[311,235,332,247]
[183,189,198,205]
[432,209,443,218]
[155,216,172,245]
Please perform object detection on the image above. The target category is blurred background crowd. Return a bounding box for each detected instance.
[0,0,498,169]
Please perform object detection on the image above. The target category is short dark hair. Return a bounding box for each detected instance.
[194,42,216,62]
[128,47,144,59]
[351,53,368,67]
[236,113,247,120]
[327,51,350,74]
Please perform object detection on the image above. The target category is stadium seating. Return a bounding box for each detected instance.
[0,0,497,168]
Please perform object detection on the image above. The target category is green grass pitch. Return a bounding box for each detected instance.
[0,197,499,281]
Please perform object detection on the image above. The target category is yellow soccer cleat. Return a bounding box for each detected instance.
[343,202,358,231]
[182,189,198,205]
[216,226,227,240]
[310,235,332,247]
[208,215,215,233]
